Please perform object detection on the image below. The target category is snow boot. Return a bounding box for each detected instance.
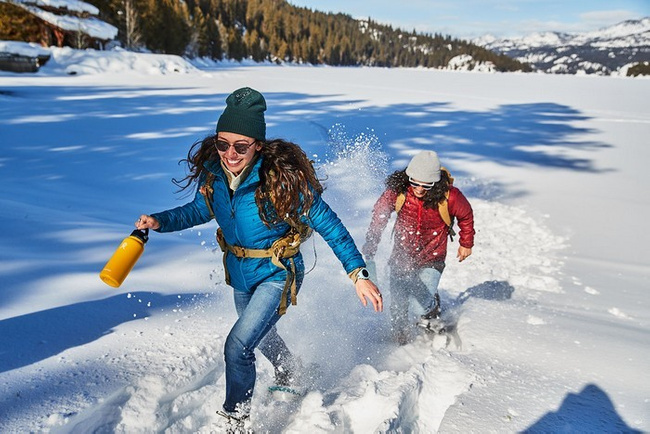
[269,358,322,400]
[269,359,305,400]
[417,293,446,333]
[216,409,252,434]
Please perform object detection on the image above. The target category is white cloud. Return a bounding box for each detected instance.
[580,9,646,27]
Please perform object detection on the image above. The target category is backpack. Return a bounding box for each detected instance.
[199,171,312,240]
[199,171,309,315]
[395,167,456,240]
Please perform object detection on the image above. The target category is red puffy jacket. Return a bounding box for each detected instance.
[363,186,474,269]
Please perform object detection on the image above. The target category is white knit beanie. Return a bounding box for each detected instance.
[406,151,441,183]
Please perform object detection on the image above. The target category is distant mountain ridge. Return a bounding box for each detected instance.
[473,17,650,76]
[0,0,528,72]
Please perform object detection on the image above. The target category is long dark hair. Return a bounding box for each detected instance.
[172,135,218,192]
[386,169,451,209]
[172,135,323,226]
[255,139,323,228]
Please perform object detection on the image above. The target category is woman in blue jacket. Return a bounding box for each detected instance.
[135,87,382,424]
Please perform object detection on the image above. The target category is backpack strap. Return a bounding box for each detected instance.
[394,190,455,239]
[216,227,301,316]
[439,191,456,241]
[439,167,455,239]
[199,171,216,220]
[438,191,452,227]
[441,166,454,185]
[201,170,311,315]
[395,192,406,213]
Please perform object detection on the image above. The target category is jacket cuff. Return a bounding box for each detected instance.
[348,267,363,284]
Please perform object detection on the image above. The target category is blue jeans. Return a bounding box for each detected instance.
[389,267,442,333]
[223,275,302,412]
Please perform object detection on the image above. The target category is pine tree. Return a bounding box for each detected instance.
[141,0,190,55]
[203,13,223,59]
[277,40,290,62]
[246,29,265,61]
[0,2,41,43]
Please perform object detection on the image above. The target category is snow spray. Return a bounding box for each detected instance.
[99,229,148,288]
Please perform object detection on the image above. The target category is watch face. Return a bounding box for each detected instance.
[360,268,370,278]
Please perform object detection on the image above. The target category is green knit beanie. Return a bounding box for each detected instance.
[216,87,267,141]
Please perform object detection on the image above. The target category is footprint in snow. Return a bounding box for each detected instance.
[608,307,631,320]
[527,315,546,325]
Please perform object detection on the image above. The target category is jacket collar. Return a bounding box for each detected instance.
[204,154,262,190]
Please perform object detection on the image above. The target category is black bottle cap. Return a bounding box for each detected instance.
[130,228,149,244]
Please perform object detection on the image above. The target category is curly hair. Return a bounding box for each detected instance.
[172,135,219,192]
[172,135,323,228]
[385,168,451,209]
[255,139,324,228]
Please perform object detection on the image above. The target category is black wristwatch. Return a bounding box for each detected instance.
[357,268,370,280]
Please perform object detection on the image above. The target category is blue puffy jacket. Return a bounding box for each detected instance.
[151,156,365,292]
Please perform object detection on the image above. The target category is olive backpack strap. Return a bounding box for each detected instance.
[395,192,406,213]
[395,190,450,227]
[439,167,456,239]
[394,176,455,239]
[438,191,452,227]
[199,172,216,220]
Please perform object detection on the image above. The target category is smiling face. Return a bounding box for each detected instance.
[408,177,434,199]
[215,131,262,175]
[411,184,428,198]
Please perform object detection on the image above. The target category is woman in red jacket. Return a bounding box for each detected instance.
[363,151,475,344]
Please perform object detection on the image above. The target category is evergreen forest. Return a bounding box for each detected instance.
[0,0,531,72]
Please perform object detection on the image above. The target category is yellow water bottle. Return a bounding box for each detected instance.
[99,228,149,288]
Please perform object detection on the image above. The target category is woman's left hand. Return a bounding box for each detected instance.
[355,279,383,312]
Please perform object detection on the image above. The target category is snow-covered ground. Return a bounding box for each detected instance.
[0,49,648,433]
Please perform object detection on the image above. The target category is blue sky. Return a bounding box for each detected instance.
[286,0,649,38]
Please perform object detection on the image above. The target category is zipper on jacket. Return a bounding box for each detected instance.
[232,187,254,289]
[416,197,424,253]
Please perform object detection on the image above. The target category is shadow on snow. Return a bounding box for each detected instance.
[0,292,202,374]
[0,86,601,317]
[0,87,610,193]
[524,384,642,433]
[444,280,515,307]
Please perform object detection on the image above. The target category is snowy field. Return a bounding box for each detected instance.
[0,48,648,433]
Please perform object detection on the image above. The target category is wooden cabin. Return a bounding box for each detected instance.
[1,0,117,50]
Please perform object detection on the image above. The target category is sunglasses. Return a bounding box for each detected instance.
[214,139,256,155]
[409,177,434,190]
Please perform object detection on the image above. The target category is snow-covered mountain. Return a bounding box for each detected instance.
[474,17,650,76]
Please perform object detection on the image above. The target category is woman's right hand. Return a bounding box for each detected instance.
[354,278,383,312]
[135,214,160,231]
